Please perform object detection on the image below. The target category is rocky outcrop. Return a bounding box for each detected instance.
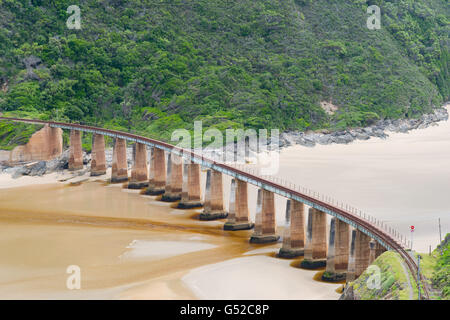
[22,55,45,82]
[9,124,63,163]
[0,146,135,179]
[1,148,96,178]
[204,107,449,161]
[278,107,449,149]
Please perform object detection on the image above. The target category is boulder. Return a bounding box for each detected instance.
[333,133,354,144]
[28,161,47,176]
[315,134,332,145]
[12,166,29,179]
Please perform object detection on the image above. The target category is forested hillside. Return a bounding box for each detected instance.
[0,0,448,143]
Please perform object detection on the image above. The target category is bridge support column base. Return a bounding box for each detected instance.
[143,187,165,196]
[199,212,228,221]
[300,258,327,269]
[111,176,128,184]
[177,201,203,209]
[69,165,83,172]
[127,182,149,189]
[160,193,182,202]
[321,271,347,282]
[90,170,106,177]
[277,248,304,259]
[249,234,280,244]
[223,222,254,231]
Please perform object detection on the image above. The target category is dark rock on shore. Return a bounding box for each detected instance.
[279,107,448,149]
[9,161,47,178]
[0,146,136,179]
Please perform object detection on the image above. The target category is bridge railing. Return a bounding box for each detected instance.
[228,161,410,250]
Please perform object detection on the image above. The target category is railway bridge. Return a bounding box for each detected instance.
[0,117,428,298]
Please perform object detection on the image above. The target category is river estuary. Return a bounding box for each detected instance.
[0,108,449,299]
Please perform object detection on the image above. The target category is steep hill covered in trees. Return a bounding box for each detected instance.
[0,0,448,143]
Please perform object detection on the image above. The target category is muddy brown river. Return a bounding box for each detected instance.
[0,182,341,299]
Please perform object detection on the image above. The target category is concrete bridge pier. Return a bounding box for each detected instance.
[335,219,350,276]
[90,134,106,176]
[354,230,371,278]
[301,208,327,269]
[224,179,237,226]
[250,189,279,243]
[368,240,377,265]
[375,242,387,259]
[161,153,183,202]
[9,124,63,163]
[178,162,203,209]
[200,170,227,220]
[346,229,357,282]
[161,152,172,199]
[253,189,263,236]
[278,200,305,258]
[111,138,128,183]
[145,147,166,195]
[224,179,254,231]
[128,143,149,189]
[68,130,83,171]
[324,218,337,279]
[323,218,349,281]
[179,163,190,206]
[346,231,376,284]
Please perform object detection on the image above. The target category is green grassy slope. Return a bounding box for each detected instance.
[348,235,450,300]
[0,119,42,150]
[349,251,418,300]
[432,234,450,299]
[0,0,448,144]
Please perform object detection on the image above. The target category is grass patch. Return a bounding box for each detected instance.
[351,251,414,300]
[0,121,41,151]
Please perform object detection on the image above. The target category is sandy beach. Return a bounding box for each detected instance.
[182,255,338,300]
[0,171,68,189]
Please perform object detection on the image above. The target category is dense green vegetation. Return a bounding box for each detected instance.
[0,0,448,146]
[432,234,450,299]
[0,120,42,150]
[348,235,450,300]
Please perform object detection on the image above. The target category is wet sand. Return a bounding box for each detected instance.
[182,254,337,300]
[0,171,72,189]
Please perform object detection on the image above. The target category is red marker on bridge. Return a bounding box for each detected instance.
[410,225,415,250]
